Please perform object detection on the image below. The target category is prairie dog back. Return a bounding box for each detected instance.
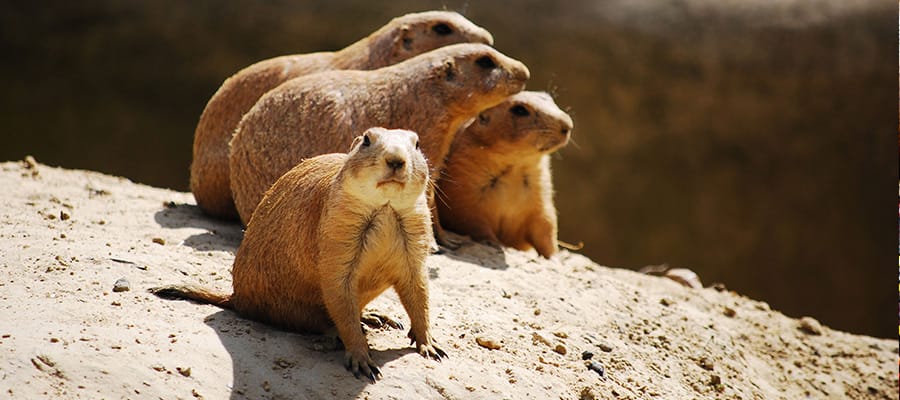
[189,11,493,220]
[229,43,530,224]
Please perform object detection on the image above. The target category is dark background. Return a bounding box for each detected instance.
[1,0,895,338]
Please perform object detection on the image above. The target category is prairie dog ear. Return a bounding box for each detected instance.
[393,24,413,52]
[407,131,420,149]
[443,59,458,82]
[349,135,364,151]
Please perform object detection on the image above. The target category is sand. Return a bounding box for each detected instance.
[0,158,895,399]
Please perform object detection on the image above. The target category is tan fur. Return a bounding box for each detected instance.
[437,91,573,258]
[229,43,530,244]
[153,128,443,380]
[190,11,493,219]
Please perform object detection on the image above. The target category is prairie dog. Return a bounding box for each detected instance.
[153,127,444,381]
[229,43,530,245]
[437,91,573,258]
[190,11,494,220]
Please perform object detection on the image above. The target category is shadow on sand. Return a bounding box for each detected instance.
[153,202,243,253]
[203,310,410,399]
[439,233,510,271]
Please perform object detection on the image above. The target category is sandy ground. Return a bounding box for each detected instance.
[0,158,895,400]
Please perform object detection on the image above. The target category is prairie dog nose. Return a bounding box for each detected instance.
[386,157,406,171]
[560,114,574,136]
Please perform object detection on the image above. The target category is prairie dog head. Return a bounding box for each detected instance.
[341,127,429,209]
[386,11,494,62]
[469,91,573,154]
[416,43,530,114]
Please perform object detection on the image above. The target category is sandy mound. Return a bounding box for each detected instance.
[0,159,895,399]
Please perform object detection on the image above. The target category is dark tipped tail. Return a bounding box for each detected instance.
[148,285,233,309]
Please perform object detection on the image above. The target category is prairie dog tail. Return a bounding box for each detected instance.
[148,285,233,309]
[558,240,584,251]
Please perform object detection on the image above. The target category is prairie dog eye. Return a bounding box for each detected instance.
[415,140,420,149]
[475,56,497,69]
[362,134,371,147]
[432,23,453,35]
[510,105,530,117]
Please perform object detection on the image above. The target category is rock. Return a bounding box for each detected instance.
[579,386,596,400]
[598,343,613,353]
[664,268,703,289]
[531,332,552,347]
[723,307,736,317]
[581,351,594,360]
[152,237,165,245]
[798,316,823,335]
[586,361,604,377]
[476,336,501,350]
[112,278,130,292]
[553,344,567,355]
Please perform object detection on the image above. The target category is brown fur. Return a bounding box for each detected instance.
[153,128,443,381]
[190,11,493,220]
[228,43,530,245]
[437,91,573,258]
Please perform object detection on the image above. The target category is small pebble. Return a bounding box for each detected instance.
[723,307,736,317]
[112,278,130,293]
[176,367,191,377]
[698,357,714,371]
[798,316,823,335]
[152,237,165,245]
[598,343,613,352]
[476,336,502,350]
[579,387,596,400]
[586,361,604,377]
[60,211,70,221]
[664,268,703,288]
[581,351,594,360]
[553,344,567,355]
[531,332,552,347]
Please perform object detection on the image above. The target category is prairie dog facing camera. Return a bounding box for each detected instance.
[190,11,494,220]
[153,127,444,381]
[228,43,530,247]
[437,91,573,258]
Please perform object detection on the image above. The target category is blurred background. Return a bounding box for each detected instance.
[1,0,895,338]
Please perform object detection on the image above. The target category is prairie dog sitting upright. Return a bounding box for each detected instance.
[437,91,573,258]
[153,127,444,381]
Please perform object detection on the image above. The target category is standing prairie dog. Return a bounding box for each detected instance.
[190,11,494,220]
[152,127,444,381]
[437,91,573,258]
[229,43,530,246]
